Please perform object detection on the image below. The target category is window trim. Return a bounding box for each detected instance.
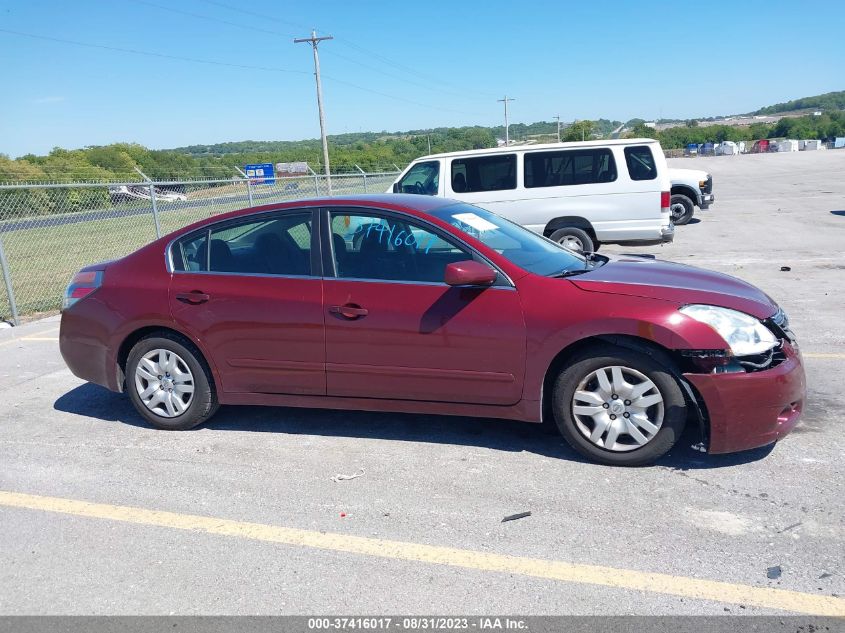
[166,207,322,278]
[320,206,514,288]
[449,153,518,194]
[523,147,618,189]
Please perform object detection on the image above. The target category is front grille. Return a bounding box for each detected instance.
[701,175,713,194]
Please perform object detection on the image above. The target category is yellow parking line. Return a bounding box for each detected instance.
[0,490,843,616]
[803,353,845,359]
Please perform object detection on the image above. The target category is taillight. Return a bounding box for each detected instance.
[660,191,671,210]
[63,270,103,310]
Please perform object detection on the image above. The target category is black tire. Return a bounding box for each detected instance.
[549,227,594,253]
[551,345,686,466]
[670,194,695,225]
[125,332,219,430]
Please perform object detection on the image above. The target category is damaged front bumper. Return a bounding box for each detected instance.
[683,341,806,454]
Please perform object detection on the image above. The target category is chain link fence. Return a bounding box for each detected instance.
[0,170,400,323]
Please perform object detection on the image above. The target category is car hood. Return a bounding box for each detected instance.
[669,167,708,182]
[570,255,778,319]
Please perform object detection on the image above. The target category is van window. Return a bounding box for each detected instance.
[450,154,516,193]
[524,149,617,188]
[396,161,439,195]
[624,146,658,181]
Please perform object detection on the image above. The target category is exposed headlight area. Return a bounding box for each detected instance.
[679,304,786,373]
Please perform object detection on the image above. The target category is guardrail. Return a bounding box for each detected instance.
[0,170,400,323]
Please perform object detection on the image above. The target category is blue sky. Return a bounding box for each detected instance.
[1,0,843,157]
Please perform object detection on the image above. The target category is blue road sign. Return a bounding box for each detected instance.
[244,163,275,185]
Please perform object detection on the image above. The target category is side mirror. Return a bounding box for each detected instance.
[444,260,497,287]
[392,182,400,193]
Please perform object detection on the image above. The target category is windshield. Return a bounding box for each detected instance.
[429,203,587,276]
[396,161,439,195]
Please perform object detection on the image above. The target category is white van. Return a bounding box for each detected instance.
[389,138,673,252]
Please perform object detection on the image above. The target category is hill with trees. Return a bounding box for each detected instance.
[753,90,845,115]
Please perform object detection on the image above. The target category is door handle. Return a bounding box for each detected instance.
[329,304,369,319]
[175,291,210,305]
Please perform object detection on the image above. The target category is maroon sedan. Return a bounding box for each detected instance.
[60,195,805,465]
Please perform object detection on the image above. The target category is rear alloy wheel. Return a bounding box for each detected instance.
[670,194,695,225]
[549,227,594,253]
[552,346,686,466]
[126,334,219,430]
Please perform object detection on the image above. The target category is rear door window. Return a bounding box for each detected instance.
[624,146,658,181]
[524,148,617,188]
[450,154,516,193]
[173,212,313,276]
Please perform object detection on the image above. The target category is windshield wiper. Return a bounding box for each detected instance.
[548,268,591,278]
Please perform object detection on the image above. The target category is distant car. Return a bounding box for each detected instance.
[60,195,804,466]
[108,185,187,204]
[284,182,300,192]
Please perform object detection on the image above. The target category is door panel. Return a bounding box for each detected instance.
[323,209,526,405]
[324,280,524,404]
[168,210,325,396]
[170,274,324,395]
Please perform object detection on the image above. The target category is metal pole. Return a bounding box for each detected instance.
[295,30,334,195]
[234,167,254,206]
[498,96,514,146]
[148,184,161,238]
[554,114,561,142]
[355,164,367,193]
[0,234,20,326]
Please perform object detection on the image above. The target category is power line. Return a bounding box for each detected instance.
[0,28,309,75]
[194,0,497,100]
[133,0,486,103]
[0,28,484,117]
[129,0,297,38]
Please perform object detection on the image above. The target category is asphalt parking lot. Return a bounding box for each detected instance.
[0,150,843,616]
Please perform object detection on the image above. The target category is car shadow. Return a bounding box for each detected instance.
[54,383,774,469]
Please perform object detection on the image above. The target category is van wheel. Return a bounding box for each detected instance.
[670,195,695,225]
[550,227,594,253]
[126,333,219,430]
[551,345,687,466]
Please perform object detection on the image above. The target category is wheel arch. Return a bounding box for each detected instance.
[543,216,598,243]
[670,186,699,206]
[540,333,709,447]
[116,325,218,394]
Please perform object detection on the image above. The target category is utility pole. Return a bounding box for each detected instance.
[554,114,561,143]
[498,96,515,146]
[295,29,333,194]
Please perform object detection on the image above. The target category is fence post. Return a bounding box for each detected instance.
[0,234,20,326]
[307,164,320,196]
[355,164,367,192]
[148,184,161,238]
[234,167,254,206]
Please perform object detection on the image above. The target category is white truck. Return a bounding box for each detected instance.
[389,139,674,253]
[668,168,714,225]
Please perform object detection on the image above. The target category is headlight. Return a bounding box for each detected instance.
[679,304,777,356]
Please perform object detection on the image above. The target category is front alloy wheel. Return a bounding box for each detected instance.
[552,345,687,466]
[572,366,664,451]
